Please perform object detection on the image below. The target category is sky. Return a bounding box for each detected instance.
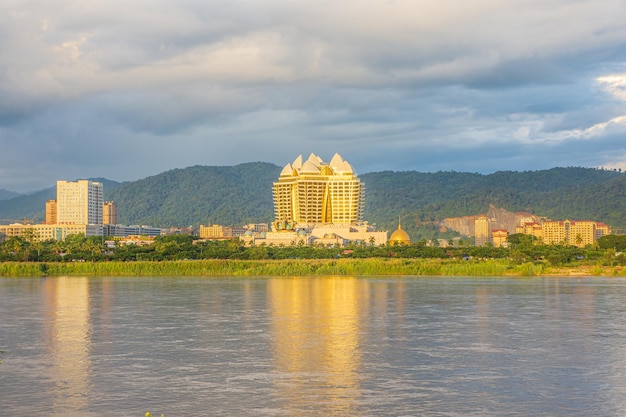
[2,0,626,192]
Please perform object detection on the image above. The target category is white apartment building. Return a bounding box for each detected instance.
[56,180,103,225]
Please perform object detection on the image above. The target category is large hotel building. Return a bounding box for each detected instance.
[273,153,364,228]
[237,153,387,246]
[56,180,103,225]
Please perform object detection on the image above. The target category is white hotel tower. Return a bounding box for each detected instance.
[56,180,104,225]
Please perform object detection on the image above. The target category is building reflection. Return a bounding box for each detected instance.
[43,276,92,415]
[268,277,364,415]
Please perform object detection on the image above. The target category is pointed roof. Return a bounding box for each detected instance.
[279,163,293,177]
[329,153,354,174]
[292,155,303,170]
[300,159,321,174]
[306,153,322,168]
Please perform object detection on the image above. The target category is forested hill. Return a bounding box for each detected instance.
[361,168,626,238]
[1,165,624,239]
[108,163,281,227]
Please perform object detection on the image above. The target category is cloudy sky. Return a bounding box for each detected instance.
[2,0,626,192]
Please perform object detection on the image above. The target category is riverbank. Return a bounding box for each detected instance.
[1,258,625,277]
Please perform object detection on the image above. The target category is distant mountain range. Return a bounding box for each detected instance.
[0,165,624,239]
[0,189,21,201]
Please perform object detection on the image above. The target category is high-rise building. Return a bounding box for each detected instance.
[474,215,491,246]
[273,153,364,228]
[103,201,118,225]
[45,199,57,224]
[56,180,103,225]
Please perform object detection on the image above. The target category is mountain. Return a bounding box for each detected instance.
[0,189,20,201]
[1,165,624,240]
[108,163,281,227]
[362,168,626,238]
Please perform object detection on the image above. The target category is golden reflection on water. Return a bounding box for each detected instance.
[43,276,92,415]
[268,277,367,414]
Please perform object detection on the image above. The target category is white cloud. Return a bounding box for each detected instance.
[597,73,626,101]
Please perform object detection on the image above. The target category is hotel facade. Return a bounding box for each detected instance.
[516,219,611,247]
[241,153,388,247]
[273,153,364,229]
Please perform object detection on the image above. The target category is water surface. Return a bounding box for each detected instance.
[2,276,626,416]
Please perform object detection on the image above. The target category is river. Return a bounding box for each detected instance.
[1,276,626,416]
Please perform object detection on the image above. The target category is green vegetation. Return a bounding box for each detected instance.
[2,233,626,277]
[361,167,626,238]
[1,165,625,242]
[107,163,279,227]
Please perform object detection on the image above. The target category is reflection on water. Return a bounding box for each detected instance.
[268,277,364,415]
[2,276,626,416]
[43,277,92,415]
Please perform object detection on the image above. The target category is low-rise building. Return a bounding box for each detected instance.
[241,222,387,247]
[102,224,164,238]
[199,224,233,239]
[492,229,508,248]
[0,223,103,242]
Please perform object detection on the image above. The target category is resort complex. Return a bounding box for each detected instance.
[0,155,617,248]
[273,153,364,228]
[242,153,388,246]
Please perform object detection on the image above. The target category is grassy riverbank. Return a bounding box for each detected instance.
[1,258,625,277]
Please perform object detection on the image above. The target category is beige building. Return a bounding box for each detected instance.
[541,220,596,247]
[0,223,103,242]
[541,220,567,245]
[103,201,118,225]
[474,215,491,246]
[4,179,108,241]
[241,223,386,247]
[56,180,103,225]
[273,153,364,228]
[515,222,543,240]
[199,224,233,239]
[516,219,610,247]
[45,199,57,224]
[596,222,611,240]
[491,229,508,248]
[310,223,387,247]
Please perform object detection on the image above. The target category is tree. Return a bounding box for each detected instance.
[597,235,626,251]
[507,233,536,248]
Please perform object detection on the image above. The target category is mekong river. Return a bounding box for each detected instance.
[2,276,626,416]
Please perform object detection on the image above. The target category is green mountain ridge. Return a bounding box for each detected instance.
[0,165,624,240]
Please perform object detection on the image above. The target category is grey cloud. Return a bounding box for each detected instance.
[2,0,626,192]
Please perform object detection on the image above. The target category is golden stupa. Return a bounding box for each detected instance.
[389,221,411,245]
